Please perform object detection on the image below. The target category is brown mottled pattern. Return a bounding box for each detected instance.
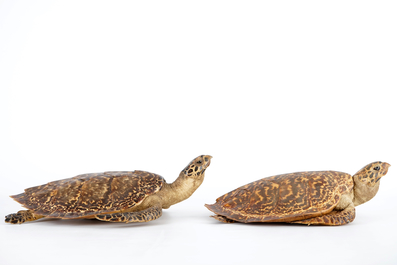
[96,204,162,223]
[206,171,353,223]
[334,171,354,193]
[4,210,43,224]
[11,171,164,218]
[356,161,387,187]
[291,208,356,225]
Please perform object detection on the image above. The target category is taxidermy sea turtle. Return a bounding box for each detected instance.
[5,155,212,224]
[206,161,390,225]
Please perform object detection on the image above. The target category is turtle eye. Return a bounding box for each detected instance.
[373,166,380,171]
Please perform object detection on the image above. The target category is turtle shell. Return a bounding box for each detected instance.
[206,171,353,223]
[11,171,164,218]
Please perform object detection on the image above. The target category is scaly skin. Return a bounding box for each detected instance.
[5,210,44,224]
[291,205,356,225]
[96,203,162,223]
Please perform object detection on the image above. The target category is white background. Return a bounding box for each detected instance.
[1,1,396,265]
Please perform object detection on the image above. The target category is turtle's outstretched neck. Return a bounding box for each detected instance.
[160,173,205,208]
[352,178,381,206]
[159,155,212,209]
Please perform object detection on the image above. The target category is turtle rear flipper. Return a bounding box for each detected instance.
[210,215,235,223]
[95,204,162,223]
[5,210,44,224]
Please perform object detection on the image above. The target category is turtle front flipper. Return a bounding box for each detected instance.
[5,210,44,224]
[290,205,356,226]
[95,204,162,223]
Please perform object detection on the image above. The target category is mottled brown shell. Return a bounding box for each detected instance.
[11,171,164,218]
[206,171,353,223]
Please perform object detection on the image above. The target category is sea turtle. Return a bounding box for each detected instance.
[5,155,212,224]
[205,161,390,225]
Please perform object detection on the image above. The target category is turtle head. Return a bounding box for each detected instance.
[352,161,391,206]
[182,155,212,178]
[353,161,391,187]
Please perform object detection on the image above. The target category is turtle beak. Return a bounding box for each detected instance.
[382,162,391,175]
[203,155,212,168]
[375,162,391,183]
